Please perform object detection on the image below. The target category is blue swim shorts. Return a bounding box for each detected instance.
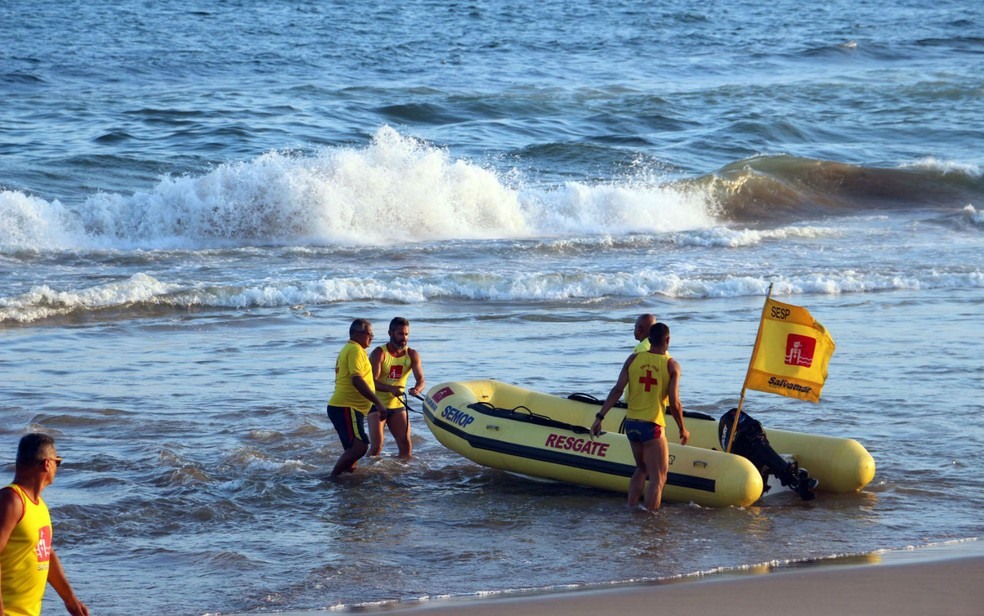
[624,419,663,443]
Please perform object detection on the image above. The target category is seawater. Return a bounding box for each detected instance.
[2,0,983,614]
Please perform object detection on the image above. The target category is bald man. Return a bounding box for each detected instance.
[633,313,656,352]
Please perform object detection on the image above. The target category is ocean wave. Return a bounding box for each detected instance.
[904,157,982,177]
[4,268,982,325]
[699,155,983,221]
[2,128,981,253]
[0,127,715,252]
[0,273,181,323]
[962,204,984,227]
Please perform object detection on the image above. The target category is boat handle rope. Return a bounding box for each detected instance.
[402,391,425,415]
[467,401,592,435]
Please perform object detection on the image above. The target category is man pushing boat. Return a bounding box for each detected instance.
[326,319,389,476]
[591,322,690,511]
[368,317,426,459]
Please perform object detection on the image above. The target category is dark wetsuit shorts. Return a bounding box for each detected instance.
[327,405,368,448]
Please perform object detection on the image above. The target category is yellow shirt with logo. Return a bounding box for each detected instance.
[1,484,52,616]
[626,352,671,426]
[375,346,413,410]
[328,341,375,414]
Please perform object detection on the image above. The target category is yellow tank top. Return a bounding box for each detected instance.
[328,341,375,413]
[634,338,670,358]
[626,352,670,426]
[0,484,52,616]
[375,346,413,409]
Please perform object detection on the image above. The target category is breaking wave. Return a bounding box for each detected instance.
[0,127,714,251]
[4,266,983,325]
[3,127,980,253]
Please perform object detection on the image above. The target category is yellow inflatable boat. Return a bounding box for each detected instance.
[421,380,875,508]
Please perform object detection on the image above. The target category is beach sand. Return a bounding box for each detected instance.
[259,542,984,616]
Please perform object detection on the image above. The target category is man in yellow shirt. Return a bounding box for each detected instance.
[0,433,88,616]
[327,319,388,476]
[368,317,426,459]
[591,323,690,511]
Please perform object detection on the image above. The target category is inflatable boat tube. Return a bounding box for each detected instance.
[422,380,874,507]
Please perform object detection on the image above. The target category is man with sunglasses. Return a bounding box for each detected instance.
[1,433,88,616]
[326,318,388,476]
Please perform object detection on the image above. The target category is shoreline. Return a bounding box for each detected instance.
[235,540,983,615]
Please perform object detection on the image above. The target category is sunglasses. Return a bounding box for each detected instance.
[41,457,63,468]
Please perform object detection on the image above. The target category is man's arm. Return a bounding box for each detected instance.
[0,487,25,615]
[590,354,635,436]
[667,358,690,445]
[0,486,21,549]
[408,348,425,396]
[46,550,89,616]
[352,374,388,415]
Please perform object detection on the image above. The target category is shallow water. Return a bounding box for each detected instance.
[2,0,983,614]
[4,285,982,614]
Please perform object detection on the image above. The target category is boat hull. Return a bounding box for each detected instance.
[423,380,764,507]
[422,380,875,507]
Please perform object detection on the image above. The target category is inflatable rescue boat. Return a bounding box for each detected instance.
[422,380,875,508]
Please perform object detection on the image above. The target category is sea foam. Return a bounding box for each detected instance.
[5,265,982,324]
[1,127,717,252]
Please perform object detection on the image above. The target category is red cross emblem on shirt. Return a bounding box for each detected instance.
[638,369,658,392]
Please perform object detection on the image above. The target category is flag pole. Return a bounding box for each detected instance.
[726,282,774,453]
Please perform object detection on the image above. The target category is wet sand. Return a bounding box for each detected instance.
[259,542,984,616]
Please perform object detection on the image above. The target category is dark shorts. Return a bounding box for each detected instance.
[327,405,368,449]
[368,405,406,416]
[624,420,663,443]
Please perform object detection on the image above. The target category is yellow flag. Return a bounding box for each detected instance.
[745,298,835,403]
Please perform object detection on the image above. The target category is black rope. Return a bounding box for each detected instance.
[467,401,591,435]
[567,392,715,421]
[403,391,425,414]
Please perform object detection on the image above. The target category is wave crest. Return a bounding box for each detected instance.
[5,265,982,325]
[699,155,983,221]
[4,134,981,253]
[1,127,717,251]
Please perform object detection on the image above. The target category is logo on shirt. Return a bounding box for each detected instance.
[36,526,52,562]
[638,368,659,392]
[387,365,404,380]
[785,334,816,368]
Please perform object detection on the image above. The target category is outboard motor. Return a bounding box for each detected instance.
[719,408,818,501]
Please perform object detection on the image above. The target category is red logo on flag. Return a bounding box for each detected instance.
[387,365,404,380]
[36,526,52,562]
[785,334,816,367]
[431,386,454,403]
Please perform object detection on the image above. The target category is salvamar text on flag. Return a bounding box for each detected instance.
[745,298,835,403]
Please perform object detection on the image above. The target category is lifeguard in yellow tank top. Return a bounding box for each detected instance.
[368,317,426,458]
[1,483,52,616]
[1,434,88,616]
[591,322,690,512]
[376,347,413,410]
[626,352,671,427]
